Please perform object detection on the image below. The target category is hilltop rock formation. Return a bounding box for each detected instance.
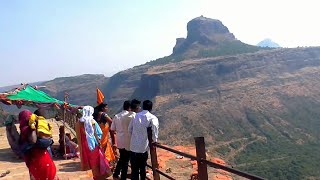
[146,16,262,66]
[172,16,236,57]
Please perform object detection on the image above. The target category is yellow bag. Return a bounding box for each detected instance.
[29,114,53,138]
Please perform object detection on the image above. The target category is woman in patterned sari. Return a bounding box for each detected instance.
[79,106,111,180]
[19,110,58,180]
[93,103,117,165]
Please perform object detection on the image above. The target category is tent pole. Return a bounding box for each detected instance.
[63,93,68,160]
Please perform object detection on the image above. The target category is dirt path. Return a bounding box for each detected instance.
[211,138,249,149]
[225,136,266,161]
[235,157,288,168]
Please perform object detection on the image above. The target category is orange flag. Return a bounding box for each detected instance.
[96,87,105,105]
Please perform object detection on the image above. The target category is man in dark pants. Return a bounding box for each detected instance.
[128,100,159,180]
[130,151,148,179]
[111,99,141,180]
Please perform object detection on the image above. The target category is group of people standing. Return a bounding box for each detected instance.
[4,98,158,180]
[78,99,159,180]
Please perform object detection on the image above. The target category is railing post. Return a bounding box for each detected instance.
[147,127,160,180]
[195,137,208,180]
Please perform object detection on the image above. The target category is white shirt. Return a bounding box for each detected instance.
[110,110,136,150]
[128,110,159,153]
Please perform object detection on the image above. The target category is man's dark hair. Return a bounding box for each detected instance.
[123,100,131,111]
[130,99,141,111]
[34,109,45,117]
[143,100,153,111]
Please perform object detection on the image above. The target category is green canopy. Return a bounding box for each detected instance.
[0,85,78,110]
[6,85,64,104]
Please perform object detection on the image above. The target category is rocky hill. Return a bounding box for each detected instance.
[172,16,236,56]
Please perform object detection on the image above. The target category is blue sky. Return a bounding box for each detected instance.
[1,0,319,87]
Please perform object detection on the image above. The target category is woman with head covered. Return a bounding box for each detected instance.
[18,110,58,180]
[79,106,112,180]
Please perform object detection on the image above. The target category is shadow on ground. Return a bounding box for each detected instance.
[0,148,23,163]
[59,161,81,172]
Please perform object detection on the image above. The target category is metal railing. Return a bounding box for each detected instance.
[147,127,264,180]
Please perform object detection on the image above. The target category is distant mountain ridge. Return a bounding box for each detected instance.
[257,38,280,48]
[41,74,109,106]
[0,81,45,93]
[0,74,108,113]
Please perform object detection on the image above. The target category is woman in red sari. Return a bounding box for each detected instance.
[19,110,58,180]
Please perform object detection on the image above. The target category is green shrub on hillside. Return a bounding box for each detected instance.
[197,41,267,58]
[146,41,270,66]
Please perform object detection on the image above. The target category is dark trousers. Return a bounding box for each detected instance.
[130,151,148,180]
[114,148,131,180]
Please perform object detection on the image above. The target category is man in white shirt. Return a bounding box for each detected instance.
[128,100,159,180]
[111,100,141,180]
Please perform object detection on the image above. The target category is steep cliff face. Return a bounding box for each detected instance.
[145,47,320,95]
[104,65,149,109]
[143,47,320,138]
